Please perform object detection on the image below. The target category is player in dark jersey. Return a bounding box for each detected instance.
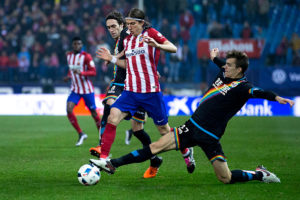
[89,11,163,178]
[90,48,294,184]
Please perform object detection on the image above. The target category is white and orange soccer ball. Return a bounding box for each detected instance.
[77,164,100,186]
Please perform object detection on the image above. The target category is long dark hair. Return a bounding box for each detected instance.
[127,8,151,29]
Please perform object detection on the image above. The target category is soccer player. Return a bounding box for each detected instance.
[90,48,294,184]
[64,36,101,146]
[94,8,196,177]
[89,11,163,178]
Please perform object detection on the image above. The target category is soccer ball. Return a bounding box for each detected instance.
[77,164,100,186]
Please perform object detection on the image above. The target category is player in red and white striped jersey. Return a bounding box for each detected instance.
[95,8,196,175]
[64,37,101,146]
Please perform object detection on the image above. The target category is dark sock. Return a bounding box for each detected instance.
[230,170,263,184]
[133,129,151,147]
[111,146,154,168]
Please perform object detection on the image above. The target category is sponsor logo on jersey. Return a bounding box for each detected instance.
[125,47,146,57]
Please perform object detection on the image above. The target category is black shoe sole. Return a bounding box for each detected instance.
[90,150,100,158]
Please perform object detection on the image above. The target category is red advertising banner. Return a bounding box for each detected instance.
[197,39,265,59]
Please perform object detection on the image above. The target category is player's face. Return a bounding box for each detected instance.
[106,19,123,40]
[224,58,243,79]
[72,40,82,53]
[126,19,143,36]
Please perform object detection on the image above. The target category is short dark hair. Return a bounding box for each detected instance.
[72,36,81,42]
[226,50,249,73]
[106,11,125,25]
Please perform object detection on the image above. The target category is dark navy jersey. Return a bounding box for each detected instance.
[111,28,129,84]
[190,57,277,139]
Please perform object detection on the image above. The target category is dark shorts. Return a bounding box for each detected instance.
[173,120,226,163]
[104,84,146,123]
[102,84,124,105]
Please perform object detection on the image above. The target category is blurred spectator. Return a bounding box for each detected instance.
[292,51,300,66]
[29,52,40,81]
[290,33,300,54]
[240,21,253,39]
[8,53,19,82]
[159,18,171,40]
[223,22,233,38]
[246,0,258,24]
[258,0,270,28]
[180,26,190,44]
[48,52,60,82]
[276,36,289,65]
[208,20,223,38]
[22,30,35,49]
[170,25,180,43]
[168,41,183,82]
[0,51,9,82]
[179,9,194,30]
[18,56,30,82]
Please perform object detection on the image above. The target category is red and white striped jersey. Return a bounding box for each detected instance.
[66,51,96,94]
[123,28,167,93]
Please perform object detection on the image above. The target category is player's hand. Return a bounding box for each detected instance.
[275,96,295,107]
[96,47,112,62]
[210,48,219,61]
[142,36,159,48]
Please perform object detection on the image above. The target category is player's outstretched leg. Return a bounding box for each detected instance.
[229,165,280,184]
[255,165,280,183]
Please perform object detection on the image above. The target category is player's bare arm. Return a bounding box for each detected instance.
[142,36,177,53]
[96,47,126,68]
[275,96,295,107]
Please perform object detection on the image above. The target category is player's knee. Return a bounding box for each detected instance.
[157,125,170,135]
[132,122,143,132]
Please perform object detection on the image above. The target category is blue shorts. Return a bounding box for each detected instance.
[111,91,168,126]
[67,91,97,111]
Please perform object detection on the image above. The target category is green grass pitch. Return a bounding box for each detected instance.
[0,116,299,200]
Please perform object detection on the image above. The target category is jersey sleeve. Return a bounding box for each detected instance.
[147,28,167,44]
[80,53,96,76]
[213,57,226,69]
[249,87,277,101]
[119,28,129,52]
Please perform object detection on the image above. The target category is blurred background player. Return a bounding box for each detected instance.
[95,8,195,177]
[90,48,294,184]
[89,11,162,178]
[64,36,101,146]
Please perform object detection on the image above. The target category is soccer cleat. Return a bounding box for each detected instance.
[143,157,163,178]
[89,158,115,174]
[256,165,280,183]
[125,129,133,145]
[89,145,101,158]
[75,133,88,146]
[184,147,196,173]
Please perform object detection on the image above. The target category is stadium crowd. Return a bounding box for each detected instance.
[0,0,299,88]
